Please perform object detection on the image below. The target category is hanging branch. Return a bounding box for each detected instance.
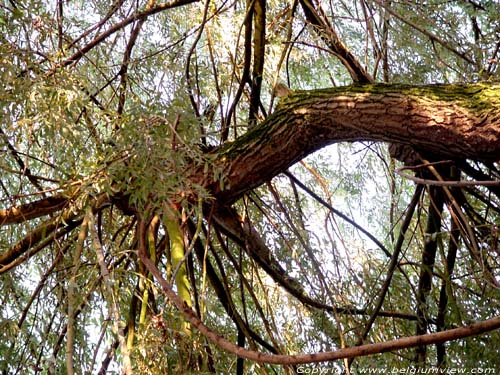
[248,0,266,124]
[117,6,149,115]
[185,0,212,120]
[415,183,446,363]
[138,240,500,364]
[223,0,255,141]
[66,211,91,375]
[348,184,424,367]
[90,208,133,375]
[436,209,461,365]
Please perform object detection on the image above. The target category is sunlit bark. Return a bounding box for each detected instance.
[207,82,500,203]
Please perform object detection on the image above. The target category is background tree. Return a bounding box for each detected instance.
[0,0,499,374]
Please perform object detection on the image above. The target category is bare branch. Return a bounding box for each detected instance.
[139,243,500,364]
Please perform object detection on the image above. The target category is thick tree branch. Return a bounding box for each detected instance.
[0,216,82,273]
[299,0,373,83]
[5,84,499,233]
[0,194,69,225]
[0,194,109,270]
[206,83,500,204]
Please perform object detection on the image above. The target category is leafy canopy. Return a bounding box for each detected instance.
[0,0,499,374]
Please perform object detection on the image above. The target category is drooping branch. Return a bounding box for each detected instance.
[248,0,266,123]
[187,219,279,353]
[436,208,460,365]
[139,244,500,364]
[415,183,446,363]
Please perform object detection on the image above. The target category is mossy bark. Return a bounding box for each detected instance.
[206,82,500,204]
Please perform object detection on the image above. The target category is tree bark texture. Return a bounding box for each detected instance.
[209,82,500,203]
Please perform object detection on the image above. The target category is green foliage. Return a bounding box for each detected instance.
[1,0,500,373]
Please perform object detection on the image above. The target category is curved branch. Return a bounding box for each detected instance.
[353,184,423,355]
[58,0,199,70]
[139,245,500,364]
[205,83,500,204]
[212,204,422,322]
[284,170,392,258]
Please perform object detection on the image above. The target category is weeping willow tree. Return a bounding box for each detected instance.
[1,0,500,374]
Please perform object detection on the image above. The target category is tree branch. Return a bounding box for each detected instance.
[139,245,500,364]
[58,0,199,70]
[0,194,69,225]
[205,83,500,204]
